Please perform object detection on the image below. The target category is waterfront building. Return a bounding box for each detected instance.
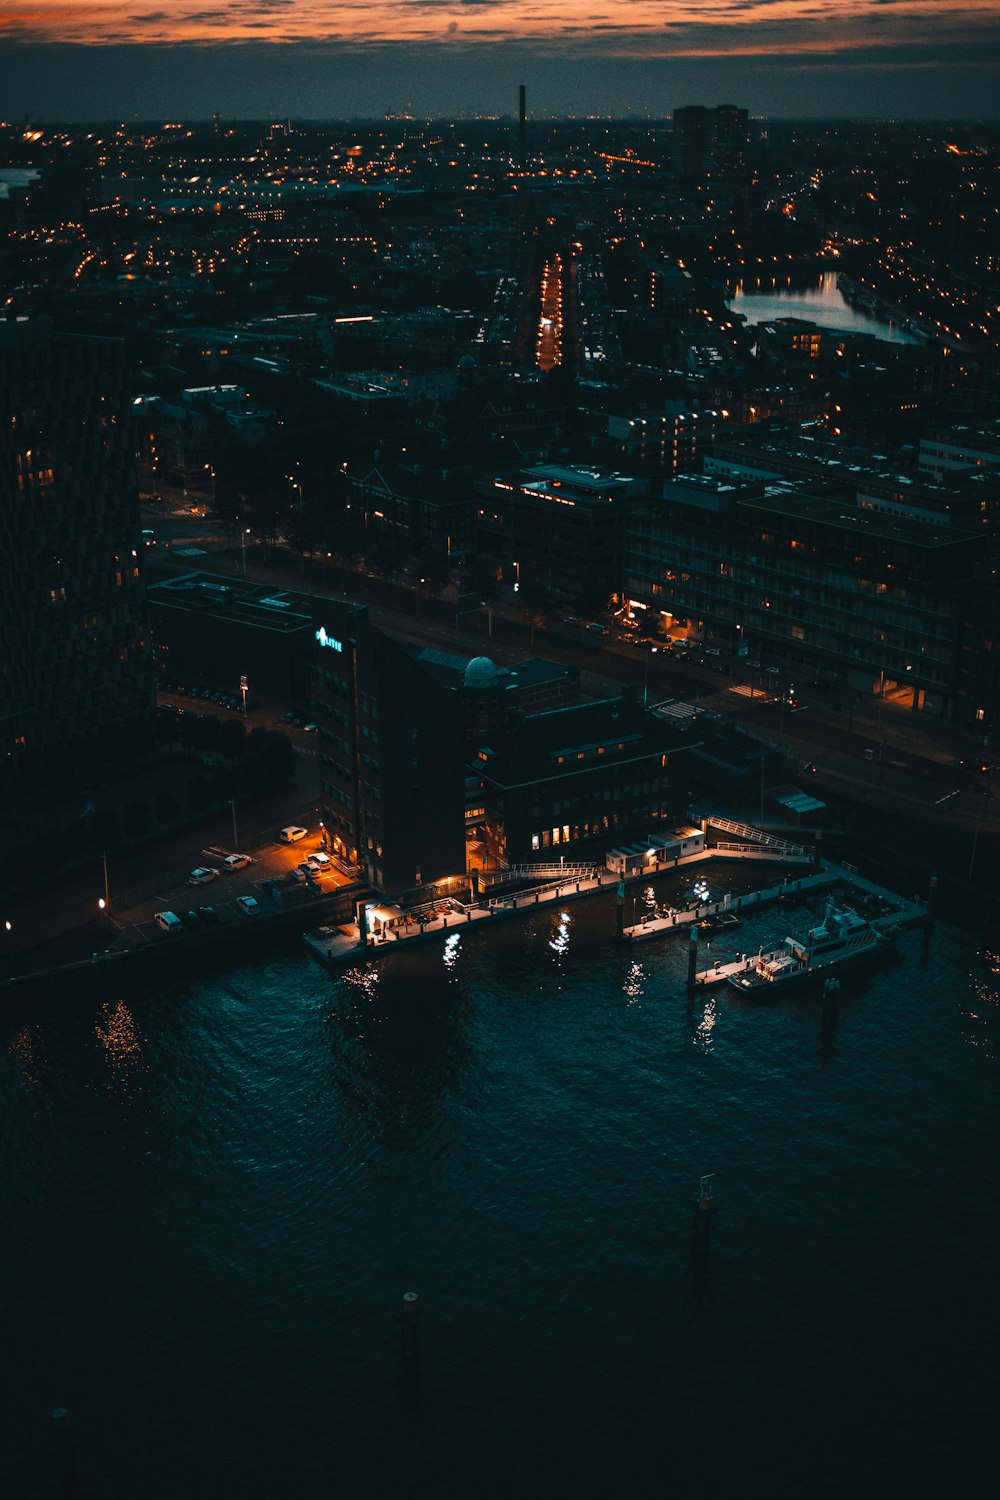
[0,316,154,758]
[470,695,696,868]
[313,602,466,892]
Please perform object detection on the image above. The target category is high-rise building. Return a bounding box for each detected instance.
[0,317,154,759]
[673,104,749,183]
[518,84,527,168]
[313,601,466,893]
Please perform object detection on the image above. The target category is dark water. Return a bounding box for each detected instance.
[3,871,997,1499]
[729,272,920,345]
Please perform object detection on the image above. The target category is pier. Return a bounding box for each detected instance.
[690,862,928,988]
[302,816,924,974]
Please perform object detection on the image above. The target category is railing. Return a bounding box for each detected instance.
[706,816,809,858]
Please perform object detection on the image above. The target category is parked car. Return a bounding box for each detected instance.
[303,721,318,733]
[222,853,253,870]
[155,911,182,934]
[198,906,220,926]
[188,867,220,884]
[278,826,307,844]
[237,896,260,915]
[180,909,201,929]
[307,852,332,870]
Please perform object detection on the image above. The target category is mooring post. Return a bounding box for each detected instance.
[821,975,840,1046]
[691,1174,715,1265]
[686,922,699,987]
[51,1408,81,1499]
[616,878,625,939]
[401,1291,420,1375]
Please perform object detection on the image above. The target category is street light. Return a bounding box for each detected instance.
[241,527,250,577]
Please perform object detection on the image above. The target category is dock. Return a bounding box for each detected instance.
[623,865,837,945]
[301,817,928,979]
[690,861,928,987]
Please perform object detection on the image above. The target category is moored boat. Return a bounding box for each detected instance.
[728,899,893,995]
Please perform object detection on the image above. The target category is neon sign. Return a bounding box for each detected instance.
[315,626,343,652]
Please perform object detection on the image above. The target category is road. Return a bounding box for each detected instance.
[145,498,1000,835]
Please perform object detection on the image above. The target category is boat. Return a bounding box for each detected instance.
[728,899,893,995]
[699,911,742,935]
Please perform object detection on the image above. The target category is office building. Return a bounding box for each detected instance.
[0,316,154,758]
[313,602,466,893]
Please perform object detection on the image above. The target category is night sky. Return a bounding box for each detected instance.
[1,2,998,120]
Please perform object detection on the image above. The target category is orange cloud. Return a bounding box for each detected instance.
[3,1,997,50]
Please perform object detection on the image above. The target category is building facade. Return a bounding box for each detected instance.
[471,696,695,868]
[0,317,154,758]
[313,602,467,892]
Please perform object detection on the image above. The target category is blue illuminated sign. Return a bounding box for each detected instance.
[315,626,343,652]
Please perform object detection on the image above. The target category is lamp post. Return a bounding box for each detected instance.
[230,797,239,852]
[759,752,766,825]
[877,667,886,784]
[241,527,250,577]
[102,849,110,913]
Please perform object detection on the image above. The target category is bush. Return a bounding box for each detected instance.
[155,788,179,825]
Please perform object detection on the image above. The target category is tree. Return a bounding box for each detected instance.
[465,553,502,601]
[124,797,152,839]
[416,540,452,595]
[155,788,178,825]
[92,804,122,852]
[187,774,214,815]
[219,718,247,761]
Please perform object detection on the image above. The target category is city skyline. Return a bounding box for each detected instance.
[2,1,998,121]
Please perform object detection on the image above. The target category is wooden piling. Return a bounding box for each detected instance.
[51,1408,81,1499]
[400,1291,420,1374]
[691,1178,714,1265]
[616,879,625,939]
[686,922,699,987]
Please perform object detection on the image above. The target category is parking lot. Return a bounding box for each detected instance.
[114,828,352,946]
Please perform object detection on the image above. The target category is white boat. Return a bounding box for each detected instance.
[728,899,893,995]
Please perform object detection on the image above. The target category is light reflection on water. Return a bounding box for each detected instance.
[1,883,998,1499]
[623,960,645,1007]
[548,911,571,957]
[729,271,920,345]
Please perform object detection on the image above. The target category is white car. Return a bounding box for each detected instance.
[278,825,307,844]
[223,853,253,871]
[189,867,220,885]
[236,896,260,915]
[155,911,183,933]
[307,852,332,870]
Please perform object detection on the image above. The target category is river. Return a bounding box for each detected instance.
[2,869,997,1498]
[729,271,921,345]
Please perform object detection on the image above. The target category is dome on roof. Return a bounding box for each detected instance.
[464,655,500,689]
